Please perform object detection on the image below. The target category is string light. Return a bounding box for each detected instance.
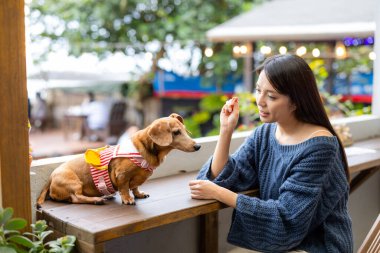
[344,36,374,46]
[240,45,248,55]
[312,48,320,58]
[233,43,252,57]
[233,45,241,55]
[369,51,376,60]
[204,47,213,57]
[231,39,372,60]
[279,46,287,54]
[260,45,271,55]
[296,46,307,56]
[335,41,347,59]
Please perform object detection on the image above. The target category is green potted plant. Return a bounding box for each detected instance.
[0,207,76,253]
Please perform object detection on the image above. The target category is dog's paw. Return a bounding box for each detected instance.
[133,191,150,199]
[36,203,42,210]
[123,200,136,205]
[94,199,105,205]
[121,196,136,205]
[102,195,115,200]
[135,193,150,199]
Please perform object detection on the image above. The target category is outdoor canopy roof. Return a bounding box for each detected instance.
[206,0,377,42]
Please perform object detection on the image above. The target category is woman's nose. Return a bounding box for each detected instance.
[256,92,265,107]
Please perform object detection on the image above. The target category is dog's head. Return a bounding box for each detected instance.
[147,113,201,152]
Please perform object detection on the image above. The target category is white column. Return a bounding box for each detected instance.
[243,54,253,92]
[372,1,380,116]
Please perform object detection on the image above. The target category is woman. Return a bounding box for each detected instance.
[189,54,353,252]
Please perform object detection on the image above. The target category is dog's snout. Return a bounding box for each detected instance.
[193,144,201,151]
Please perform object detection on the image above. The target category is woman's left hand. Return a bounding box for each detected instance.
[189,180,219,200]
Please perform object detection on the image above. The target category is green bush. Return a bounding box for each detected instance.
[185,92,261,137]
[0,207,76,253]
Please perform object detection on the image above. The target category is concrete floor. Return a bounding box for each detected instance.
[29,129,105,159]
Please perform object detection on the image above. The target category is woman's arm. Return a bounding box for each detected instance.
[189,179,238,208]
[209,97,239,178]
[228,144,350,252]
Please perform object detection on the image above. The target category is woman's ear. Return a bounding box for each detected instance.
[290,102,297,112]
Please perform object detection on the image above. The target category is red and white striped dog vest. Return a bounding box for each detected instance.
[87,140,156,196]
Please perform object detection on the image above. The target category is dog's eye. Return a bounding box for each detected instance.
[173,130,181,136]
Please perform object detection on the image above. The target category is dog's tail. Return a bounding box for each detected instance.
[36,178,51,210]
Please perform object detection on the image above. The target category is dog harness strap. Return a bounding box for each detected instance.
[97,176,112,196]
[89,145,117,196]
[89,141,156,196]
[90,167,116,196]
[114,141,157,171]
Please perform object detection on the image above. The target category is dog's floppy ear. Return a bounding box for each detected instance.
[148,120,173,146]
[169,113,184,124]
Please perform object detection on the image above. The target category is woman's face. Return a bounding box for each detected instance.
[255,70,296,124]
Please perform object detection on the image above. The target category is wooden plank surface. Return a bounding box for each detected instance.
[0,0,31,223]
[38,171,255,244]
[37,137,380,246]
[346,137,380,173]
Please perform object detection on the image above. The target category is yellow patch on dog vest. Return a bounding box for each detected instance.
[85,146,109,170]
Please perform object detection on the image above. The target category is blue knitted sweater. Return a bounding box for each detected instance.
[197,123,353,253]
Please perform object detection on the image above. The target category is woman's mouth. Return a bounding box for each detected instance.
[259,111,269,117]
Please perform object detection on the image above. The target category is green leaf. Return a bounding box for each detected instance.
[23,232,38,239]
[40,230,53,241]
[61,235,76,245]
[32,220,48,234]
[4,219,27,231]
[0,208,14,226]
[8,235,34,248]
[4,230,21,236]
[0,246,17,253]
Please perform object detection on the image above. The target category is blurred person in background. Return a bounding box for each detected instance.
[82,91,111,141]
[31,92,48,132]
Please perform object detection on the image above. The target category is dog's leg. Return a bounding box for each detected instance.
[132,187,149,199]
[69,182,105,205]
[119,186,135,205]
[49,171,106,205]
[70,194,105,205]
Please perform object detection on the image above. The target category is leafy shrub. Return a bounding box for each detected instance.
[0,207,76,253]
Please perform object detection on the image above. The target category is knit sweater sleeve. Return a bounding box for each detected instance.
[229,141,346,252]
[196,129,259,192]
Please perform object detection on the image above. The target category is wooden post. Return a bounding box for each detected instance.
[200,211,218,253]
[0,0,31,223]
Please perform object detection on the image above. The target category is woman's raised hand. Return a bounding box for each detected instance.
[220,96,239,134]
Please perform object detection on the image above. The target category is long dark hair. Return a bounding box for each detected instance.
[256,54,349,181]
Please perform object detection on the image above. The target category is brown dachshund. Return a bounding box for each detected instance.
[37,113,200,207]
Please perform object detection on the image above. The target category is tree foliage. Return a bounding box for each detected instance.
[29,0,261,85]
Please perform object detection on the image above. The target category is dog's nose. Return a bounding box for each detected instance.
[194,144,201,151]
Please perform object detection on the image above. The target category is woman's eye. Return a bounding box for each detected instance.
[268,95,276,100]
[173,130,181,136]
